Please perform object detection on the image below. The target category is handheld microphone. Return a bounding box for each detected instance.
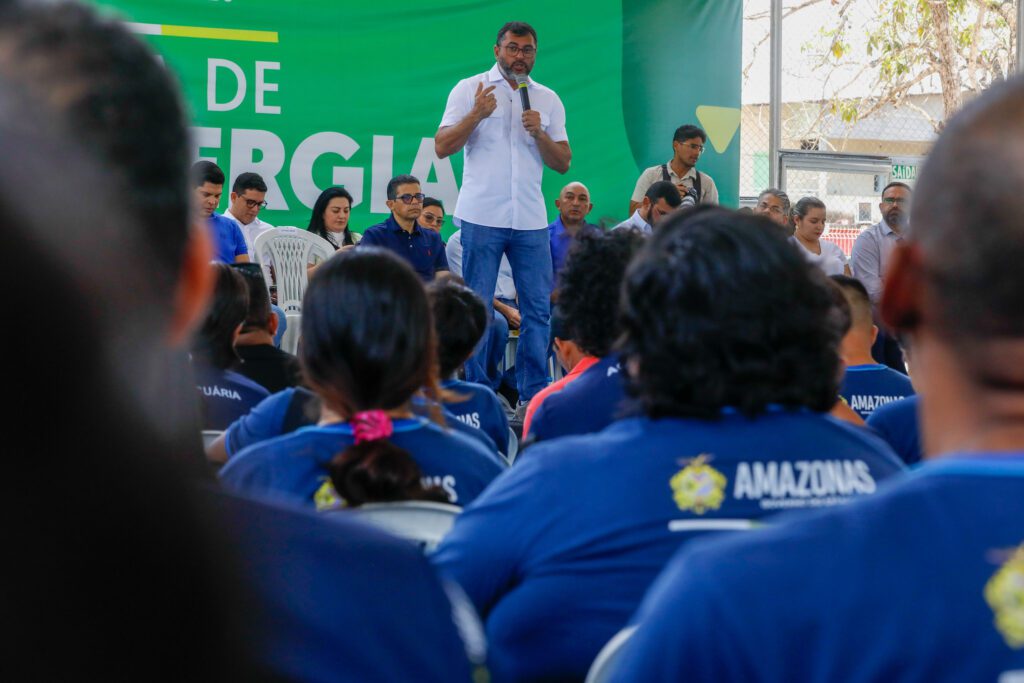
[514,73,531,111]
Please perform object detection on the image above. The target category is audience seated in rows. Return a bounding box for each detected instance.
[433,208,904,683]
[832,274,915,420]
[610,76,1024,682]
[231,265,302,394]
[219,248,505,508]
[191,264,270,430]
[525,229,643,441]
[520,305,589,438]
[429,279,511,455]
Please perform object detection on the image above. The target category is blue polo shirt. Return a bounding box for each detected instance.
[209,490,478,683]
[866,394,921,466]
[433,411,903,682]
[611,454,1024,683]
[443,379,510,456]
[548,217,601,282]
[220,417,505,508]
[360,215,449,281]
[208,212,248,264]
[194,363,270,430]
[839,363,915,419]
[529,355,628,443]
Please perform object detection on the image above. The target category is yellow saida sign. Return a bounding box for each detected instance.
[670,455,726,515]
[985,543,1024,649]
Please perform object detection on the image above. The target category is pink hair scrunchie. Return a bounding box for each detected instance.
[351,410,394,444]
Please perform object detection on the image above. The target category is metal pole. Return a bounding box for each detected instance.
[769,0,783,188]
[1017,0,1023,72]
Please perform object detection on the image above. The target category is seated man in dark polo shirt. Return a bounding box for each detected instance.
[360,174,449,281]
[231,264,302,394]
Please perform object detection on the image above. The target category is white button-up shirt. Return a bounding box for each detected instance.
[440,64,568,231]
[851,220,903,306]
[612,210,653,235]
[225,209,275,280]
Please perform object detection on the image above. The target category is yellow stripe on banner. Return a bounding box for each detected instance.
[160,24,278,43]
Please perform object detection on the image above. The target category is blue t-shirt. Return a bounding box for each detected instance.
[443,379,510,456]
[432,411,904,683]
[194,364,270,430]
[224,387,497,458]
[360,215,449,281]
[529,354,627,443]
[867,394,921,466]
[611,454,1024,683]
[209,489,478,683]
[839,363,915,420]
[220,418,505,508]
[208,212,248,264]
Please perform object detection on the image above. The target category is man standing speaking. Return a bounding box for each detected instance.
[435,21,571,416]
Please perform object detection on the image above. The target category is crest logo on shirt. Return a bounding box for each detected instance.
[313,477,343,511]
[984,543,1024,649]
[669,454,726,515]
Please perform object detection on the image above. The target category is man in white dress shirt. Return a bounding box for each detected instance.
[435,21,571,416]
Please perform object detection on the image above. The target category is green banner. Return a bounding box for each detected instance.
[94,0,741,237]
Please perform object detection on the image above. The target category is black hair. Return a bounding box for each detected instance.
[793,196,826,219]
[386,174,420,201]
[300,249,445,501]
[330,448,448,507]
[559,231,644,357]
[0,2,192,302]
[423,196,445,212]
[191,160,224,188]
[428,279,488,378]
[829,274,871,332]
[307,186,355,248]
[496,21,538,46]
[673,124,707,144]
[231,172,267,195]
[193,264,249,370]
[619,207,845,418]
[235,266,273,333]
[645,180,683,208]
[881,181,911,196]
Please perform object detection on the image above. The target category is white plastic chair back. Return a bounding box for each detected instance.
[252,227,334,354]
[506,427,519,465]
[201,430,223,449]
[350,501,462,553]
[585,626,637,683]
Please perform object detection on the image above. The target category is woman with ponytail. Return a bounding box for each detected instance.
[220,248,505,509]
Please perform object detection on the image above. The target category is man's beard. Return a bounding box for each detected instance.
[497,56,529,80]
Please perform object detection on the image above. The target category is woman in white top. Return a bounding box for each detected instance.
[789,196,850,276]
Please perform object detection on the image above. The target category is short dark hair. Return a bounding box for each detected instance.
[235,266,272,333]
[386,174,420,201]
[428,280,488,378]
[881,181,911,197]
[619,207,845,419]
[673,124,707,144]
[830,275,871,332]
[231,172,267,195]
[193,264,249,370]
[0,2,192,300]
[559,231,644,357]
[496,21,538,46]
[307,186,355,247]
[793,196,826,219]
[645,180,683,208]
[423,197,445,213]
[191,160,224,189]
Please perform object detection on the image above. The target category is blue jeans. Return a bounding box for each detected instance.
[461,221,552,401]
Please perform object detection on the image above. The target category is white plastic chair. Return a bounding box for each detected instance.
[348,501,462,553]
[585,626,637,683]
[252,227,334,354]
[506,427,519,465]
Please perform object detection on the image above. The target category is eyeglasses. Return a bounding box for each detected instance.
[757,201,784,215]
[242,198,268,209]
[420,214,445,227]
[394,193,425,204]
[678,142,705,153]
[503,44,537,57]
[881,197,907,205]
